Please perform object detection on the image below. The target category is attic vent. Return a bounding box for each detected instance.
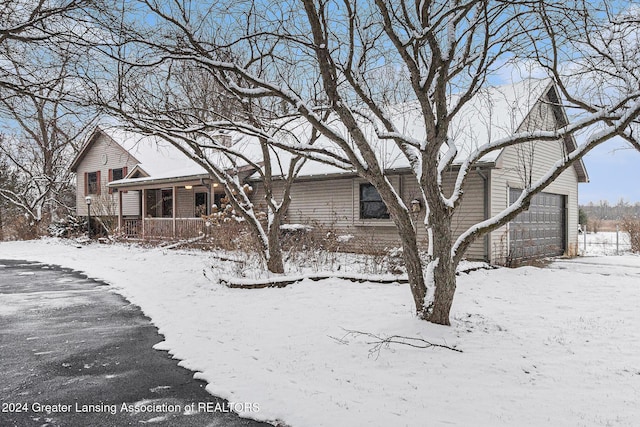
[215,134,233,147]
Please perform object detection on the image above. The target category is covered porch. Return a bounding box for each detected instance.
[110,174,224,240]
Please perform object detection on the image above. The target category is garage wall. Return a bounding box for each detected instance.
[489,92,580,264]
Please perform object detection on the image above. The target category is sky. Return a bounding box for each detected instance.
[579,137,640,205]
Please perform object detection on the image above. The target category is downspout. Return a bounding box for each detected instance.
[172,185,177,238]
[476,167,490,262]
[118,189,123,234]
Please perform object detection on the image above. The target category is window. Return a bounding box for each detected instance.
[195,192,208,216]
[213,192,225,209]
[161,189,173,218]
[85,171,100,195]
[145,190,158,217]
[359,183,389,219]
[145,189,173,218]
[108,167,127,194]
[112,168,124,181]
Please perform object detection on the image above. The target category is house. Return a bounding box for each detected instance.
[69,127,216,238]
[70,78,588,264]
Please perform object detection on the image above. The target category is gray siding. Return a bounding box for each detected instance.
[176,187,195,218]
[252,171,489,261]
[252,176,402,248]
[401,172,487,260]
[445,172,487,260]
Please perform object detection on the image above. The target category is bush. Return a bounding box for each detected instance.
[48,215,86,238]
[2,213,50,240]
[620,217,640,253]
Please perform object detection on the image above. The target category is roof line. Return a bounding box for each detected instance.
[108,173,213,189]
[546,84,590,183]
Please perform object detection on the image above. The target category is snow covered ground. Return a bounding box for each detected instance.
[1,239,639,426]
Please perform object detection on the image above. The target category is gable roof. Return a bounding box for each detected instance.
[241,78,587,182]
[72,78,588,186]
[102,127,209,179]
[70,125,209,181]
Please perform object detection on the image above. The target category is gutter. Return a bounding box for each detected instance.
[107,173,212,189]
[246,160,497,183]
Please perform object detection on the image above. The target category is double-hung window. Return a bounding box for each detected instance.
[359,183,389,219]
[108,167,127,193]
[85,171,100,195]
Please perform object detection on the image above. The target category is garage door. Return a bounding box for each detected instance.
[509,189,566,261]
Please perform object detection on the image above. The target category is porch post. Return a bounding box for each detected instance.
[172,185,177,238]
[118,189,123,233]
[141,188,146,238]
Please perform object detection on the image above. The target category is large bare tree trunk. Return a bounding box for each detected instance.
[391,202,458,326]
[425,216,457,325]
[266,214,285,274]
[379,186,428,317]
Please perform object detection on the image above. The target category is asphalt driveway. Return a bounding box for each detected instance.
[0,260,271,427]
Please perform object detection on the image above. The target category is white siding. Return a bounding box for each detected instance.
[75,133,140,217]
[121,191,141,217]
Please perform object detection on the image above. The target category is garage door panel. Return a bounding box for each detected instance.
[509,189,566,261]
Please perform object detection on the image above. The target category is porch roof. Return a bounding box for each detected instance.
[107,173,212,190]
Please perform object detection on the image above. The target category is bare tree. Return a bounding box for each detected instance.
[104,0,640,324]
[0,146,20,240]
[91,56,317,273]
[0,55,96,231]
[0,0,95,96]
[0,0,105,235]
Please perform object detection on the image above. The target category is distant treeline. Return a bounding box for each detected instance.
[580,200,640,220]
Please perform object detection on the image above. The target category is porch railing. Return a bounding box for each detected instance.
[175,218,206,238]
[122,218,205,239]
[123,219,142,238]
